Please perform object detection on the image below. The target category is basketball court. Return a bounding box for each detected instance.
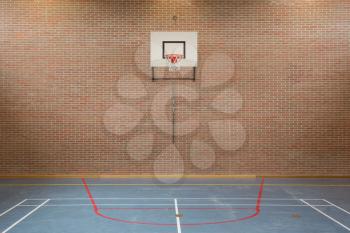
[0,178,350,232]
[1,1,349,233]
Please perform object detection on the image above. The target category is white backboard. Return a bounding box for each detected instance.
[151,32,197,67]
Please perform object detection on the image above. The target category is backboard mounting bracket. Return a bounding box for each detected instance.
[151,67,196,82]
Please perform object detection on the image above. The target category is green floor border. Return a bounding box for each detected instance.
[0,183,350,187]
[1,174,350,179]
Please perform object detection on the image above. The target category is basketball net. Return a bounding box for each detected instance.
[165,54,183,71]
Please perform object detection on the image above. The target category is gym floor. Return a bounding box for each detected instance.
[1,178,349,233]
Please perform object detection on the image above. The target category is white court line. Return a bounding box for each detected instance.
[300,199,350,232]
[302,199,329,201]
[18,204,333,207]
[2,199,50,233]
[25,199,49,201]
[27,197,325,200]
[174,199,182,233]
[323,199,350,215]
[0,200,27,217]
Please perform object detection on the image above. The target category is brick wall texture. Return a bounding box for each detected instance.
[0,0,349,176]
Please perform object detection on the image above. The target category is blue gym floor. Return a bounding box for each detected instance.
[0,178,349,233]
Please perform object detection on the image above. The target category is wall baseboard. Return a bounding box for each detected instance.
[0,174,349,179]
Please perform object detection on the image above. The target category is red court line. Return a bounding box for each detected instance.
[99,207,255,211]
[82,177,265,227]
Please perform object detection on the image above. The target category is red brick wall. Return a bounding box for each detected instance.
[0,0,349,176]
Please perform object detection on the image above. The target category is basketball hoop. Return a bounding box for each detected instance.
[165,54,183,71]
